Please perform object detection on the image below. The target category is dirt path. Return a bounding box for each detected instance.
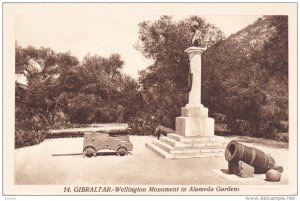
[15,136,288,185]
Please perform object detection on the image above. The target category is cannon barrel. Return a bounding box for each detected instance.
[225,140,283,174]
[49,123,129,138]
[155,125,175,136]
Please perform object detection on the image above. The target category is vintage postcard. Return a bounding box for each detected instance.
[3,2,298,196]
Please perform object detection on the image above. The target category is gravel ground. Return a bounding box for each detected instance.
[14,136,288,185]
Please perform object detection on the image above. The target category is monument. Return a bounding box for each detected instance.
[146,21,226,159]
[176,46,214,137]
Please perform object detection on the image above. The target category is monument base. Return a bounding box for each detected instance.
[146,133,228,159]
[146,45,224,158]
[176,104,214,137]
[146,104,227,159]
[176,117,214,137]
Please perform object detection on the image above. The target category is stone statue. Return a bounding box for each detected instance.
[186,21,201,94]
[190,21,202,47]
[186,21,209,94]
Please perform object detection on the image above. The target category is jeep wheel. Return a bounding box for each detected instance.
[117,147,127,156]
[83,146,97,157]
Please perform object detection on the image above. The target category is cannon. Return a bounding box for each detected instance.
[155,125,175,139]
[225,140,283,174]
[49,123,130,138]
[155,125,175,136]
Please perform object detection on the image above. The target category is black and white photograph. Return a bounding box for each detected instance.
[3,2,298,197]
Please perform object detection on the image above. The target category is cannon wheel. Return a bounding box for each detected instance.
[117,147,128,156]
[83,146,97,157]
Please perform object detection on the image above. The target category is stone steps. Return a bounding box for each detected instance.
[160,136,192,148]
[167,133,224,143]
[146,141,224,159]
[160,135,225,148]
[153,140,201,154]
[146,133,227,159]
[172,152,224,159]
[145,143,172,159]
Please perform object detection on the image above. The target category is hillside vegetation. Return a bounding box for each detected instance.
[15,16,288,148]
[202,16,288,139]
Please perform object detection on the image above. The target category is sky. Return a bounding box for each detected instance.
[16,15,261,79]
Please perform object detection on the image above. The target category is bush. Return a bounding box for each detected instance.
[128,116,159,136]
[15,130,48,149]
[273,133,289,142]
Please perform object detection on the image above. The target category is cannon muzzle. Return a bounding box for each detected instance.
[225,140,283,174]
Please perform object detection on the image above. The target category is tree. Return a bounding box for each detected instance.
[202,16,288,138]
[136,16,225,129]
[15,44,79,129]
[136,15,288,140]
[15,44,142,147]
[61,53,141,124]
[15,44,80,147]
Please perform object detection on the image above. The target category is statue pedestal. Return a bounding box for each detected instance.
[146,47,226,159]
[176,105,215,137]
[176,47,214,137]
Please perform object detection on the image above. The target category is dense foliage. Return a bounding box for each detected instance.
[136,16,225,129]
[136,15,288,140]
[202,16,288,138]
[15,15,288,148]
[15,45,142,147]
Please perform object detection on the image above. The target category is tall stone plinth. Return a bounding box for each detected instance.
[146,47,226,159]
[176,47,214,137]
[176,106,214,137]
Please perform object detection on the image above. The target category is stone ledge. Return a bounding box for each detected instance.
[167,133,223,143]
[160,135,226,148]
[152,140,223,154]
[173,152,224,159]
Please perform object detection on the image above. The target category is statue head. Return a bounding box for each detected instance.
[190,21,202,47]
[190,21,200,33]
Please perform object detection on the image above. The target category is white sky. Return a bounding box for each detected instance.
[16,15,260,79]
